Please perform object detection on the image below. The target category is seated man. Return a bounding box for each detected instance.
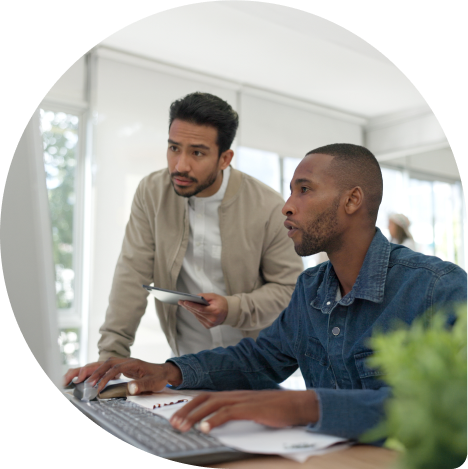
[65,143,467,441]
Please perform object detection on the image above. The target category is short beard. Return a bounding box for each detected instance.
[170,169,219,198]
[295,196,342,257]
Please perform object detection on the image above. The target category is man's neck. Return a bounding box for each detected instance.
[328,227,376,297]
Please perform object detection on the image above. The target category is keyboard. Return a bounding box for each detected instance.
[74,399,226,458]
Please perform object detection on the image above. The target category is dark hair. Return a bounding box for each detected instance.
[169,92,239,155]
[306,143,383,223]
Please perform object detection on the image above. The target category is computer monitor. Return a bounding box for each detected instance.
[1,111,62,387]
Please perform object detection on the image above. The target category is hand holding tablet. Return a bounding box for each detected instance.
[143,285,210,306]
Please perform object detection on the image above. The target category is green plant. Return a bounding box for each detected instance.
[362,304,467,469]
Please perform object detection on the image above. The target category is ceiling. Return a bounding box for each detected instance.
[101,1,427,119]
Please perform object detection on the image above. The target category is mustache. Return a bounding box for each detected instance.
[170,172,198,183]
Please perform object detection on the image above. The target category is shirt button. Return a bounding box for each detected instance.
[332,326,340,336]
[326,301,331,305]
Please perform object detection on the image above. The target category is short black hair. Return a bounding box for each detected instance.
[306,143,383,223]
[169,92,239,155]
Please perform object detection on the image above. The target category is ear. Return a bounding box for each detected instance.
[218,149,234,170]
[344,186,364,215]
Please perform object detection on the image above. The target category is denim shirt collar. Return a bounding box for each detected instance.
[311,228,391,313]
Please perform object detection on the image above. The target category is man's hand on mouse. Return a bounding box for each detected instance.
[63,358,183,395]
[64,361,109,387]
[178,292,228,328]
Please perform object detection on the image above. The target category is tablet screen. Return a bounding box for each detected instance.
[142,285,210,306]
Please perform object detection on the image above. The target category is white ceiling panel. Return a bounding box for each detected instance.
[101,1,427,118]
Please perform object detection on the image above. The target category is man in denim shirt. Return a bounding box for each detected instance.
[73,144,467,441]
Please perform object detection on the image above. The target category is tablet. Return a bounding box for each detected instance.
[143,285,210,306]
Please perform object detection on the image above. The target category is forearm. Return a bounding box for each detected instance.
[168,334,297,391]
[308,387,391,440]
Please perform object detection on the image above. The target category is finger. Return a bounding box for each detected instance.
[191,312,215,329]
[183,301,212,313]
[173,394,242,432]
[201,403,256,433]
[94,360,134,393]
[170,393,211,428]
[86,358,123,387]
[181,302,203,314]
[127,375,167,395]
[63,367,81,386]
[73,362,103,384]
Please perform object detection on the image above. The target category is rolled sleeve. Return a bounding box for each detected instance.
[307,387,391,440]
[166,355,215,390]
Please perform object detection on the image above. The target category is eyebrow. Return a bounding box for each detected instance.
[168,139,210,151]
[289,177,314,192]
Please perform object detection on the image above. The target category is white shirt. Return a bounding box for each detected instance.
[175,166,244,356]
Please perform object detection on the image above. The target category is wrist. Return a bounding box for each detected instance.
[298,390,320,425]
[163,362,183,386]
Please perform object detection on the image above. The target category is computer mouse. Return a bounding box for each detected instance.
[73,381,99,401]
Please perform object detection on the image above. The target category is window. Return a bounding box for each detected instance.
[40,109,82,369]
[236,146,281,192]
[236,147,321,269]
[237,146,465,269]
[378,166,464,266]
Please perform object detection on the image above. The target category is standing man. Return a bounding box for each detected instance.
[97,92,303,359]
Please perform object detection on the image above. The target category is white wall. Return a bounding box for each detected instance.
[366,108,447,154]
[240,90,363,158]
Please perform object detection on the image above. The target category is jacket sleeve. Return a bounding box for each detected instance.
[168,304,300,390]
[223,202,304,331]
[308,387,391,440]
[97,181,155,360]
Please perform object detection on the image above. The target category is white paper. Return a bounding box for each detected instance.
[126,388,196,416]
[280,441,352,463]
[210,420,349,462]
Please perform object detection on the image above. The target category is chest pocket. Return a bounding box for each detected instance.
[304,337,330,387]
[354,351,386,390]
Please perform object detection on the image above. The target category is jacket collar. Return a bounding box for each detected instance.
[311,228,391,313]
[222,166,243,204]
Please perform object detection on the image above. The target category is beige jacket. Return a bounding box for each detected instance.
[98,167,304,358]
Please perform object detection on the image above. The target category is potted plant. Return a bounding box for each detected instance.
[362,304,467,469]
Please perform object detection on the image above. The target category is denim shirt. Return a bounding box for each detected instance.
[169,228,467,440]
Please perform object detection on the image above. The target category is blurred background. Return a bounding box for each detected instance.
[34,2,464,371]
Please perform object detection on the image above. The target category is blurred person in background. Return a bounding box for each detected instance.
[388,213,416,250]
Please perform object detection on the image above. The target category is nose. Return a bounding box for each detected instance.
[282,195,296,217]
[175,151,191,173]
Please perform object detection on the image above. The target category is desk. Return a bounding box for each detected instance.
[209,445,397,469]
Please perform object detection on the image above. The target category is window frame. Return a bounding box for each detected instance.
[40,99,90,365]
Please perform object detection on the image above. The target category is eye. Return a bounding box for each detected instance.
[194,151,204,157]
[169,145,178,152]
[300,186,309,194]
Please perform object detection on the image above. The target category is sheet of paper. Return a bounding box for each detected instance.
[210,420,349,463]
[126,388,196,417]
[280,441,352,462]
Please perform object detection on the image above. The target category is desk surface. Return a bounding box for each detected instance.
[208,445,397,469]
